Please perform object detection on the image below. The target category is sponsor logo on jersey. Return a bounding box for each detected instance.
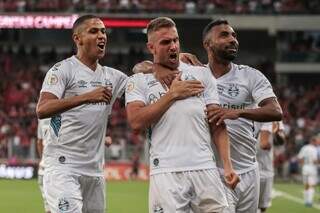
[153,205,164,213]
[77,80,88,88]
[58,198,70,211]
[227,83,240,97]
[90,81,102,87]
[47,73,58,85]
[220,103,245,109]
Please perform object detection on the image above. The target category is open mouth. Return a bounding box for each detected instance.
[169,53,178,62]
[97,42,105,51]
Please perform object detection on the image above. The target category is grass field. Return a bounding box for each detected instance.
[0,180,319,213]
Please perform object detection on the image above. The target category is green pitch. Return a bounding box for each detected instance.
[0,180,319,213]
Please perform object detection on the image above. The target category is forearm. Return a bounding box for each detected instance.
[127,92,176,131]
[238,105,282,122]
[212,124,232,170]
[37,95,87,119]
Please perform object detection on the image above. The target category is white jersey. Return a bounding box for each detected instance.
[126,62,220,175]
[37,118,51,176]
[298,144,318,176]
[40,56,128,177]
[209,63,276,174]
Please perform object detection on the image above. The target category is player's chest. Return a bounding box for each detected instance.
[67,71,114,95]
[216,80,250,105]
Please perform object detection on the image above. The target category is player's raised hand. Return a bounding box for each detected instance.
[224,168,240,189]
[206,107,241,125]
[85,86,112,104]
[179,53,204,66]
[169,73,204,100]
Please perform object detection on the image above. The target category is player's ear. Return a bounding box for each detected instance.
[73,33,83,46]
[147,42,155,55]
[203,39,209,51]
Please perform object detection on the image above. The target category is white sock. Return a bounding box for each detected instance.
[308,188,315,204]
[304,190,309,203]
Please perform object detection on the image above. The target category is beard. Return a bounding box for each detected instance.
[210,44,238,62]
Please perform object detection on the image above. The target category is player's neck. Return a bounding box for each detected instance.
[76,53,99,71]
[208,57,232,79]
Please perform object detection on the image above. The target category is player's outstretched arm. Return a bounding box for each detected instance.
[208,104,240,189]
[126,74,204,132]
[207,97,283,125]
[36,87,112,119]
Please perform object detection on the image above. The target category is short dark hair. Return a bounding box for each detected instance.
[147,17,176,37]
[202,18,229,42]
[72,15,100,34]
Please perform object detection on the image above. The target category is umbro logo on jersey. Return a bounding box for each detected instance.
[77,80,88,88]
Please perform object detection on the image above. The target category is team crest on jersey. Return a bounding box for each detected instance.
[148,94,159,104]
[47,73,58,85]
[227,84,240,97]
[105,79,113,89]
[77,80,88,88]
[153,205,164,213]
[58,198,70,211]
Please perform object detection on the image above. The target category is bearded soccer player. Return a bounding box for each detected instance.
[126,17,239,213]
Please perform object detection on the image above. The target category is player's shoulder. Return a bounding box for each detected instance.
[48,56,75,74]
[233,63,261,75]
[102,65,128,81]
[179,61,207,72]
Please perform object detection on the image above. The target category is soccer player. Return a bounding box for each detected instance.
[36,15,128,213]
[126,17,239,213]
[298,134,319,207]
[37,118,51,213]
[134,18,283,213]
[256,121,285,212]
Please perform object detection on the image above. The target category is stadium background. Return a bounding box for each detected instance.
[0,0,320,212]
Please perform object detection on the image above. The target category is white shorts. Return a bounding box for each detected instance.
[149,169,228,213]
[43,170,105,213]
[38,174,50,212]
[258,177,273,209]
[302,174,318,186]
[222,167,260,213]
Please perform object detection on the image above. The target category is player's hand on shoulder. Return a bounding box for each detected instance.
[85,86,112,104]
[224,168,240,190]
[132,60,153,74]
[206,107,241,125]
[169,73,204,100]
[179,53,203,66]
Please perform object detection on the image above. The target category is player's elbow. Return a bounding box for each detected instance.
[36,105,48,119]
[273,109,283,121]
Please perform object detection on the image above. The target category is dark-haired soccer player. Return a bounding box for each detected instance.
[36,15,128,213]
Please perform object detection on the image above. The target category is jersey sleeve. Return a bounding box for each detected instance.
[297,147,305,160]
[113,71,128,99]
[125,73,148,105]
[40,61,69,99]
[202,68,220,105]
[250,68,276,105]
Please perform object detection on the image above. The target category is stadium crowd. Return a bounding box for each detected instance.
[0,45,319,180]
[0,0,320,14]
